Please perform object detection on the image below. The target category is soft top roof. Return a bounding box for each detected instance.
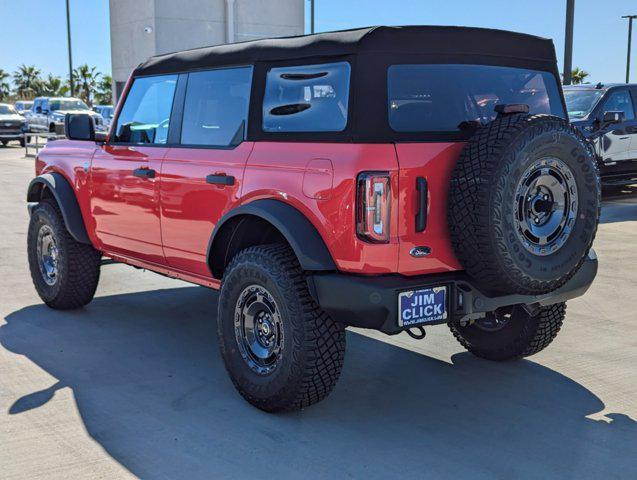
[135,25,558,76]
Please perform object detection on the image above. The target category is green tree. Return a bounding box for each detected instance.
[41,74,68,97]
[0,69,11,101]
[13,64,42,99]
[570,67,589,85]
[72,64,100,105]
[94,74,112,105]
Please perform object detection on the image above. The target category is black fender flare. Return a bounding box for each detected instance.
[208,199,336,276]
[27,172,92,244]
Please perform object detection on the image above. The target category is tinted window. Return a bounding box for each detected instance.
[263,62,350,132]
[181,67,252,146]
[114,75,178,144]
[50,99,89,111]
[602,89,635,120]
[388,64,564,132]
[564,89,603,119]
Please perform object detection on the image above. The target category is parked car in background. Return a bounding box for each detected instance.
[92,105,114,129]
[14,100,33,116]
[0,103,25,146]
[26,97,103,134]
[564,83,637,186]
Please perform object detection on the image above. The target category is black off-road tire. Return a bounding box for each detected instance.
[1,140,7,146]
[448,114,600,295]
[27,198,101,309]
[449,303,566,361]
[217,243,346,412]
[19,137,25,147]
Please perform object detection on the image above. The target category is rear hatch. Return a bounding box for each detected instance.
[389,63,566,275]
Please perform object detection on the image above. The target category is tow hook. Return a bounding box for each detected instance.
[406,326,427,340]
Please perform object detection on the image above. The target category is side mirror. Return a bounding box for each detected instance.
[602,111,625,125]
[65,113,95,141]
[35,106,42,114]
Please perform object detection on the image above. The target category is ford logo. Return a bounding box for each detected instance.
[409,246,431,258]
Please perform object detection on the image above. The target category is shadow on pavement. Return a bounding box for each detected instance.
[601,184,637,224]
[2,287,636,479]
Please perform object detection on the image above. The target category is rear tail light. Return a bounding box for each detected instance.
[356,172,391,243]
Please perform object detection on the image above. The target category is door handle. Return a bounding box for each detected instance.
[415,177,428,232]
[133,167,155,179]
[206,173,235,186]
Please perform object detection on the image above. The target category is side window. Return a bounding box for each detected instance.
[113,75,178,144]
[33,100,40,112]
[602,90,635,120]
[180,66,252,147]
[41,99,48,112]
[263,62,350,132]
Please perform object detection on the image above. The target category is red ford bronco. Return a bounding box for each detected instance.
[27,26,600,412]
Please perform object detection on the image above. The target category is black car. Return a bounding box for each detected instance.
[564,83,637,186]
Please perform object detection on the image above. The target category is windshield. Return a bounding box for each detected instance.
[18,102,33,110]
[387,64,565,133]
[49,99,89,111]
[563,89,603,119]
[0,105,18,114]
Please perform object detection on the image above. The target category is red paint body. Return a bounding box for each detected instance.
[35,135,464,287]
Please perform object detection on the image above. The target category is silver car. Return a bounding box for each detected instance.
[26,97,102,133]
[0,103,26,146]
[14,100,33,116]
[92,105,114,129]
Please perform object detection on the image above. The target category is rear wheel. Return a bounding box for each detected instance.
[1,140,7,146]
[27,198,101,309]
[217,244,346,412]
[449,303,566,361]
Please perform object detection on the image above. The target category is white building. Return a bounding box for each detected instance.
[109,0,305,99]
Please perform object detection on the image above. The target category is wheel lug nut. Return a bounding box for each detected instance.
[543,195,549,200]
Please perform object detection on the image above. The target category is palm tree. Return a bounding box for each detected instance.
[41,74,67,97]
[0,69,11,101]
[73,64,100,105]
[570,67,589,85]
[13,64,42,99]
[94,74,112,105]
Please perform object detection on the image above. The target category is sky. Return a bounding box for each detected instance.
[0,0,635,84]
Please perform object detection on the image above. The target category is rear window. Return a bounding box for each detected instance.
[388,64,564,132]
[263,62,350,132]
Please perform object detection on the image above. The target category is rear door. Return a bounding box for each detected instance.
[91,74,178,264]
[160,66,253,277]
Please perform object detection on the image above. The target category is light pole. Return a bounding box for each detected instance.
[563,0,575,85]
[309,0,315,34]
[623,15,637,83]
[66,0,74,96]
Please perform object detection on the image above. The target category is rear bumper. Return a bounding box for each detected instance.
[307,250,598,335]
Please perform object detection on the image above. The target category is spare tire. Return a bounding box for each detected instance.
[448,114,600,295]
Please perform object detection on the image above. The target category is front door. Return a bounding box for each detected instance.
[598,88,635,163]
[160,66,253,276]
[90,74,178,265]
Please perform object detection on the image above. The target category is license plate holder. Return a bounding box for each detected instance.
[398,286,448,328]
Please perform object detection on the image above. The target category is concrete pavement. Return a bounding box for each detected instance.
[1,144,636,479]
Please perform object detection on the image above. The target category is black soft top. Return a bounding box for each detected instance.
[135,25,558,76]
[132,26,563,143]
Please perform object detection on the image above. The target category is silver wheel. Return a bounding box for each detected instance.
[233,284,284,375]
[514,157,578,256]
[36,224,59,286]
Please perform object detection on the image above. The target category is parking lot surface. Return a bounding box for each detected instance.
[1,145,636,479]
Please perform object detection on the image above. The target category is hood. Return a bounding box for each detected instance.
[0,114,25,122]
[52,109,98,116]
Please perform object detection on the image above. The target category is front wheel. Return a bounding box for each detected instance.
[217,244,346,412]
[27,198,101,309]
[449,303,566,361]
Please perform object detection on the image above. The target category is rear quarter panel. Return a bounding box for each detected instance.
[242,142,400,274]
